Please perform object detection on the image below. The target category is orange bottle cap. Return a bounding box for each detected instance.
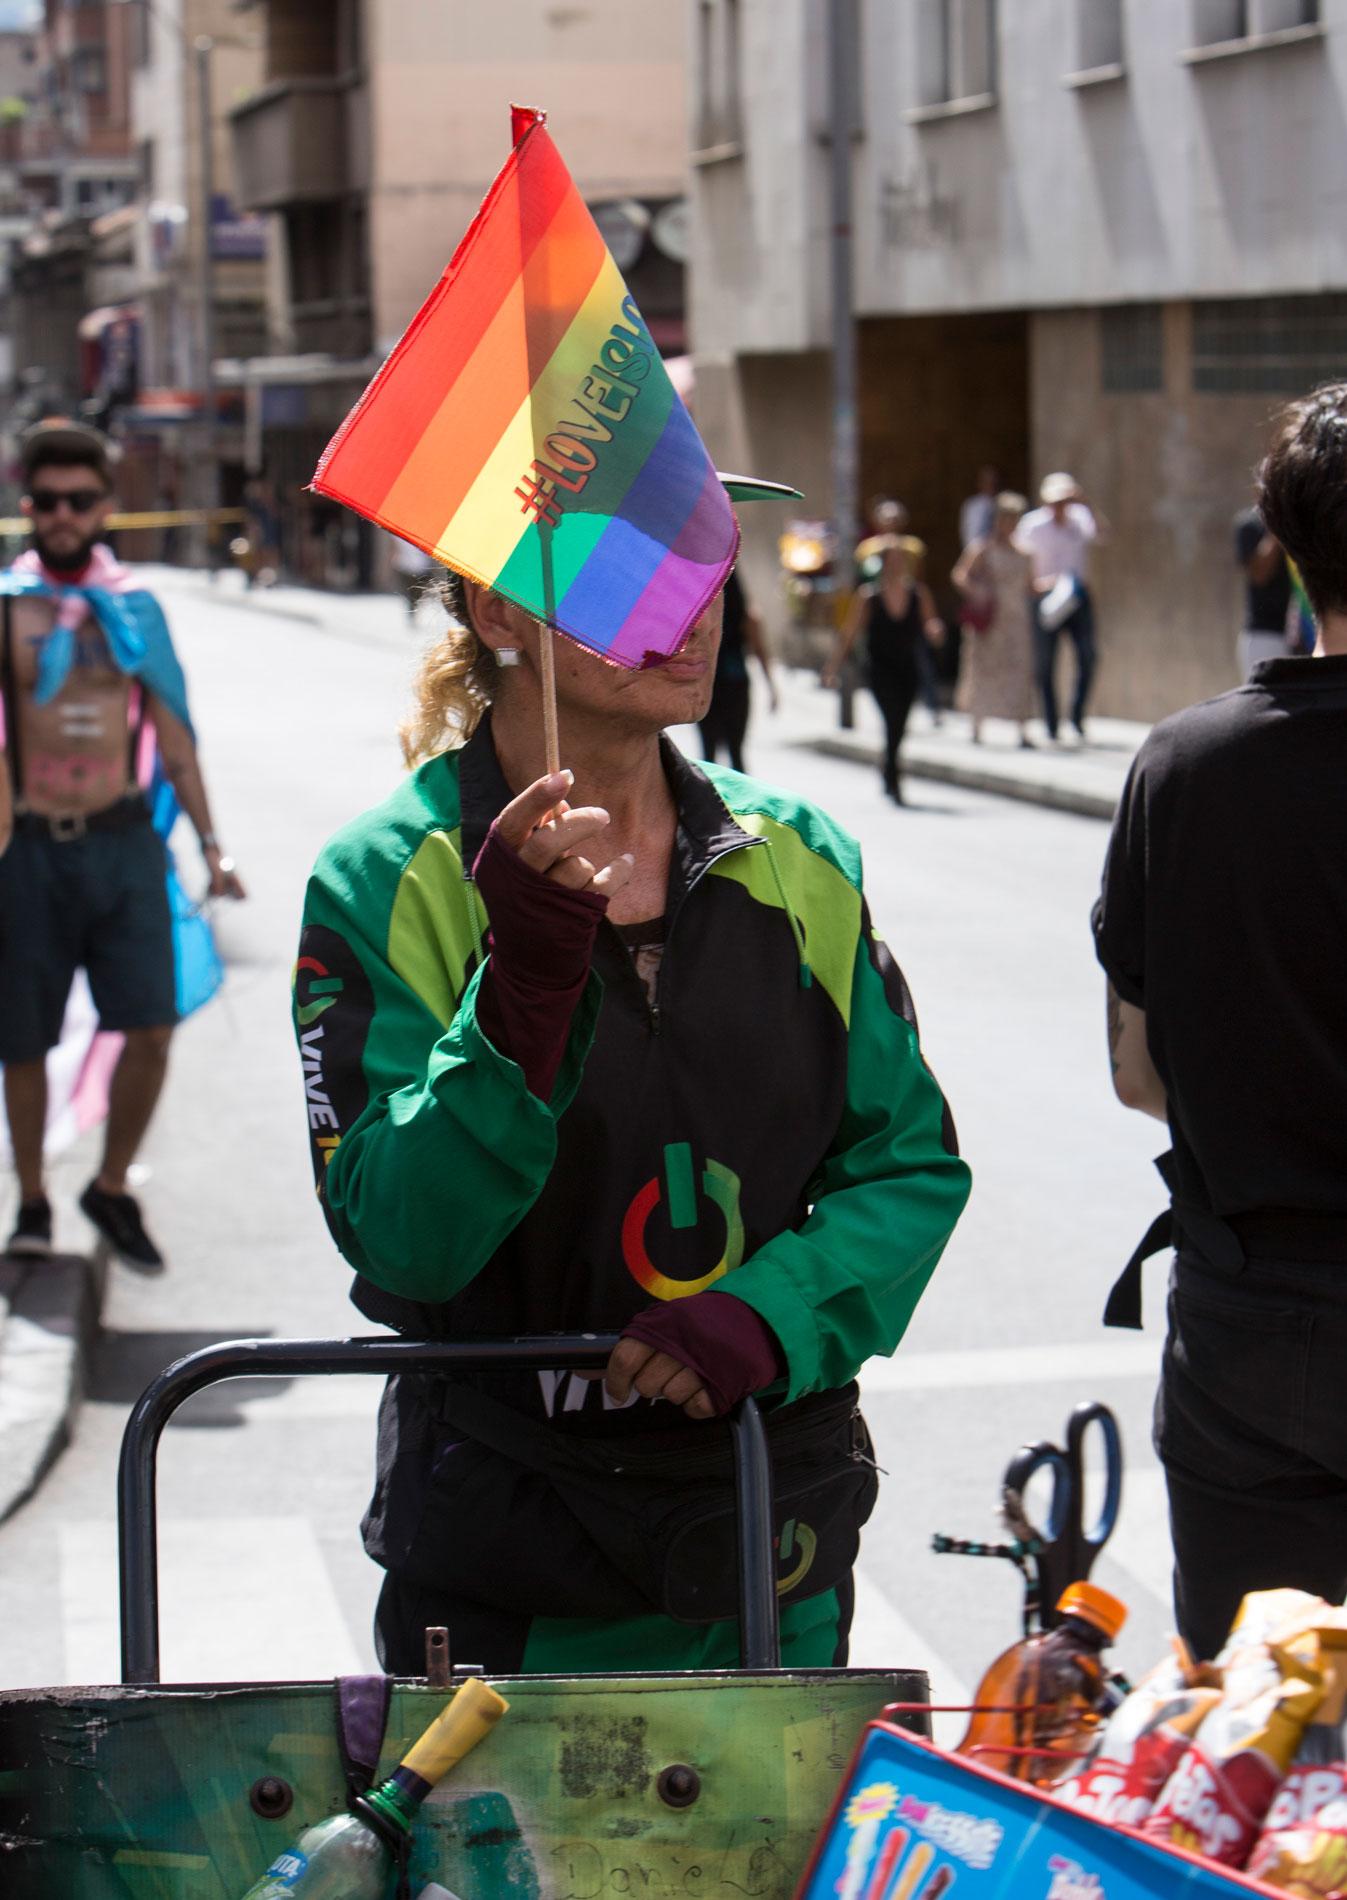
[1056,1580,1128,1640]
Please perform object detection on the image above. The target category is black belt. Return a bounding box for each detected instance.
[1105,1150,1347,1329]
[15,795,151,842]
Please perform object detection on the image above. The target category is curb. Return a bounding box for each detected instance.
[804,733,1122,821]
[0,1250,107,1523]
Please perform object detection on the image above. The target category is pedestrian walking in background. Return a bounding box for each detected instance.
[951,491,1036,747]
[958,464,1000,552]
[241,476,281,588]
[0,420,245,1267]
[698,566,778,772]
[1093,382,1347,1660]
[1017,473,1108,743]
[1232,503,1291,678]
[389,532,437,624]
[826,534,943,804]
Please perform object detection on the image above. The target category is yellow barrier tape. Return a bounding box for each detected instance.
[0,508,247,533]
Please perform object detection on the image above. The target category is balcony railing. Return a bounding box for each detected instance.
[229,76,367,212]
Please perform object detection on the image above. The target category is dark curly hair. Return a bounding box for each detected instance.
[1258,382,1347,623]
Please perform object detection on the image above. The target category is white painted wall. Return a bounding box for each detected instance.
[693,0,1347,359]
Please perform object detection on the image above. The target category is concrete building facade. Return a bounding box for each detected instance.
[691,0,1343,718]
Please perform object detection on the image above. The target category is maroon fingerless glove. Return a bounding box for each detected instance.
[621,1291,785,1417]
[471,818,608,1101]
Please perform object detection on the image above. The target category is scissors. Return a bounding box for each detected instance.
[1000,1401,1123,1632]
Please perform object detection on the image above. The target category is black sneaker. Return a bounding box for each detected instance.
[6,1197,52,1258]
[79,1181,164,1270]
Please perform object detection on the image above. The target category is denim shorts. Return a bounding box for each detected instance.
[0,814,176,1062]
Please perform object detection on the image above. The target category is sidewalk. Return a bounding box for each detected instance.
[154,564,1146,819]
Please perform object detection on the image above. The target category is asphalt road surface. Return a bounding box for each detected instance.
[0,575,1170,1726]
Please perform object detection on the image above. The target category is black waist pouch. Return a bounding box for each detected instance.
[430,1380,879,1625]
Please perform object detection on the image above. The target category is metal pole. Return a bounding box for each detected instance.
[195,35,218,578]
[732,1396,780,1670]
[117,1335,783,1683]
[828,0,859,729]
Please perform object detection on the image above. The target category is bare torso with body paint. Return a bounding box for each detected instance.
[7,595,139,817]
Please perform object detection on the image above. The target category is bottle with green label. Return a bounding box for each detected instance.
[238,1677,508,1898]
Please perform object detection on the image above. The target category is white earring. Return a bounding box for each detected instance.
[495,647,520,667]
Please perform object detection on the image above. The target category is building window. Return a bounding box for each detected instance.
[1193,294,1347,394]
[1101,304,1164,393]
[916,0,997,109]
[1076,0,1124,71]
[695,0,743,151]
[1190,0,1317,45]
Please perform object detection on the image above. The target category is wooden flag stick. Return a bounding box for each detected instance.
[539,622,560,778]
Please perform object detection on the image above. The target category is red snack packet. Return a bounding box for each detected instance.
[1245,1767,1347,1894]
[1244,1626,1347,1893]
[1055,1644,1222,1828]
[1143,1645,1323,1867]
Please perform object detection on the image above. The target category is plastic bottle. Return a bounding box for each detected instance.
[238,1677,508,1898]
[955,1581,1128,1788]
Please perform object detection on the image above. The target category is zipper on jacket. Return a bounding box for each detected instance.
[650,833,765,1032]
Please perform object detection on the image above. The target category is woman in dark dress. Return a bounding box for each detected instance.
[826,536,943,803]
[698,566,779,772]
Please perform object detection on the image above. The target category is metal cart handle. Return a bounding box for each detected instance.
[116,1333,781,1685]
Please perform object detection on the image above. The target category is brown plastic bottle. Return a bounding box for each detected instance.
[955,1581,1128,1788]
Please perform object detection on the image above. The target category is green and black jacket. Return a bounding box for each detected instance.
[295,718,969,1439]
[296,722,965,1588]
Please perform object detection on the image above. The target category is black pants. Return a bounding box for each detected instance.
[870,667,918,799]
[1155,1246,1347,1661]
[699,676,751,773]
[1034,591,1096,738]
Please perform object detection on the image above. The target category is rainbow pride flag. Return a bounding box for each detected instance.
[313,106,739,668]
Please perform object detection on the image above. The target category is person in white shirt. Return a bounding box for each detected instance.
[1016,473,1109,742]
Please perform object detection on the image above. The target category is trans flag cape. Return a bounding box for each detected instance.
[313,105,739,667]
[0,548,222,1155]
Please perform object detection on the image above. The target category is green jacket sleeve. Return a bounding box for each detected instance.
[715,902,971,1400]
[295,865,600,1300]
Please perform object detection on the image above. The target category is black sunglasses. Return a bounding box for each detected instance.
[30,487,104,515]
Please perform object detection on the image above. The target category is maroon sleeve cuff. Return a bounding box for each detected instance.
[621,1291,784,1416]
[471,820,608,1100]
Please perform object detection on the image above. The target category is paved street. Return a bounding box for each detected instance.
[0,574,1170,1720]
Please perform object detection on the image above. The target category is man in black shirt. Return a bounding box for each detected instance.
[1232,505,1291,677]
[1094,384,1347,1660]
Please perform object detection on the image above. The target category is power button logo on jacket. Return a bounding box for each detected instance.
[621,1142,745,1300]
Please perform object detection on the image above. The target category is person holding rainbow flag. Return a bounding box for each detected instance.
[294,110,970,1673]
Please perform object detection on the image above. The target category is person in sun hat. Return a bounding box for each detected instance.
[0,417,245,1270]
[293,483,971,1676]
[1016,471,1110,743]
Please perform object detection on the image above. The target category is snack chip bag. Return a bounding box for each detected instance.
[1054,1643,1222,1828]
[1142,1643,1323,1867]
[1246,1770,1347,1894]
[1245,1625,1347,1893]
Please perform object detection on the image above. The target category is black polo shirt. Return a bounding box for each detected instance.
[1093,655,1347,1218]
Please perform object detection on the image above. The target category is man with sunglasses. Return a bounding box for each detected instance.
[0,419,244,1266]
